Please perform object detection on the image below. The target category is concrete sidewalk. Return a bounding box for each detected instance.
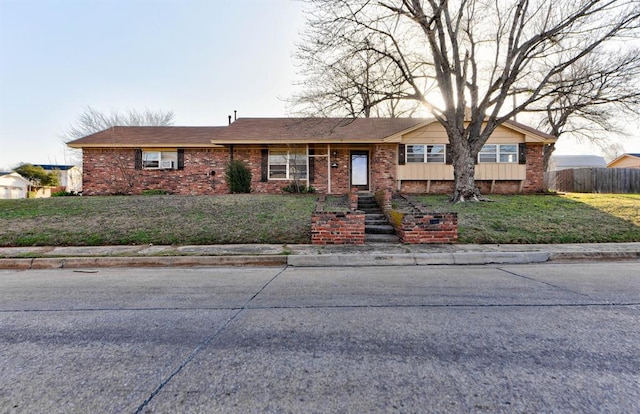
[0,242,638,269]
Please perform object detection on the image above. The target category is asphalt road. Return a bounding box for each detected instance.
[1,262,638,413]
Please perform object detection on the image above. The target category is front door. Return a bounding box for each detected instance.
[350,150,369,190]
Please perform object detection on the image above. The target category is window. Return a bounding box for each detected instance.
[406,145,446,163]
[268,149,307,180]
[478,144,518,163]
[142,151,178,169]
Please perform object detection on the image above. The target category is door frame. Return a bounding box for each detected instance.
[350,150,370,191]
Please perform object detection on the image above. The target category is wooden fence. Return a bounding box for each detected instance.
[545,168,640,193]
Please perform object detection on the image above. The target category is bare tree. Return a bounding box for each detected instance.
[291,17,427,118]
[62,106,175,143]
[61,106,175,166]
[297,0,640,201]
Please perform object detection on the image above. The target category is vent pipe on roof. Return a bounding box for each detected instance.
[234,110,237,121]
[228,115,232,125]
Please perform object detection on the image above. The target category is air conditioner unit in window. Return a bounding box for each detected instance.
[160,160,174,169]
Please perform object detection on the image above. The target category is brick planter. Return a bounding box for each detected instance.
[384,193,458,244]
[389,210,458,244]
[311,195,365,245]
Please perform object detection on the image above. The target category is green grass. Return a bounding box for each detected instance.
[416,193,640,244]
[1,193,638,246]
[0,194,317,246]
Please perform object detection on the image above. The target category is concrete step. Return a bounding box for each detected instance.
[364,213,387,221]
[365,233,400,243]
[365,224,396,235]
[366,219,389,226]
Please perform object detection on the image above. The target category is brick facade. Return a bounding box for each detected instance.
[80,143,547,196]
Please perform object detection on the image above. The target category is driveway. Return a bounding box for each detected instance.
[1,262,638,413]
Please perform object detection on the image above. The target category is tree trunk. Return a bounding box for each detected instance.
[543,143,555,172]
[451,143,482,202]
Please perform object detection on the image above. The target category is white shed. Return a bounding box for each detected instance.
[0,172,31,199]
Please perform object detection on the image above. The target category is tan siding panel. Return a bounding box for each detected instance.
[475,164,526,179]
[398,164,454,180]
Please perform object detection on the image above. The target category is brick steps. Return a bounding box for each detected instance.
[357,193,399,243]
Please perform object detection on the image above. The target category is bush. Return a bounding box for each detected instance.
[282,183,316,194]
[141,189,170,195]
[225,160,252,193]
[52,191,79,197]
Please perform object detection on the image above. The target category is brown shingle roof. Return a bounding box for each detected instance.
[66,126,227,148]
[215,117,430,143]
[66,117,555,148]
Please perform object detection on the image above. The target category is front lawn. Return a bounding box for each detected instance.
[0,194,317,246]
[416,193,640,244]
[1,193,638,246]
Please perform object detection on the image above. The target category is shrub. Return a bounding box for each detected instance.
[52,191,79,197]
[141,189,170,195]
[282,183,316,194]
[225,160,252,193]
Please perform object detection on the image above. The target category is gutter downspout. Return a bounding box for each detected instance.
[327,143,331,194]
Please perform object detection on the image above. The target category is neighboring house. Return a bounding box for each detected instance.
[0,172,31,199]
[33,164,83,193]
[66,117,557,196]
[607,153,640,169]
[548,155,607,171]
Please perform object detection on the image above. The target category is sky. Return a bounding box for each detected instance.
[1,0,639,170]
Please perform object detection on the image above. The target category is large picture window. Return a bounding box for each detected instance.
[406,145,446,163]
[268,149,307,180]
[478,144,518,163]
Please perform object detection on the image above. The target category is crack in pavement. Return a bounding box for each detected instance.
[497,266,599,300]
[132,266,288,414]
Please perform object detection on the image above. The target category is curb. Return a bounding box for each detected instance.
[0,251,637,270]
[286,252,550,267]
[1,256,288,270]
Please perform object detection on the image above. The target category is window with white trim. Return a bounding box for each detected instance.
[268,149,307,180]
[406,144,446,163]
[142,151,178,169]
[478,144,518,163]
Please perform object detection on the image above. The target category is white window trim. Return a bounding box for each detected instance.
[406,144,446,163]
[268,148,308,180]
[478,144,518,164]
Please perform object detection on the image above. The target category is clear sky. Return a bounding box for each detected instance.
[1,0,638,170]
[0,0,306,169]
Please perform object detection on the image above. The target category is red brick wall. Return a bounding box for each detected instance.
[82,147,315,195]
[82,148,228,195]
[371,144,397,193]
[523,144,545,193]
[311,211,365,244]
[390,211,458,244]
[329,146,351,194]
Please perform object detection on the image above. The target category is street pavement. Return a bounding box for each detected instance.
[0,242,639,268]
[0,262,638,413]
